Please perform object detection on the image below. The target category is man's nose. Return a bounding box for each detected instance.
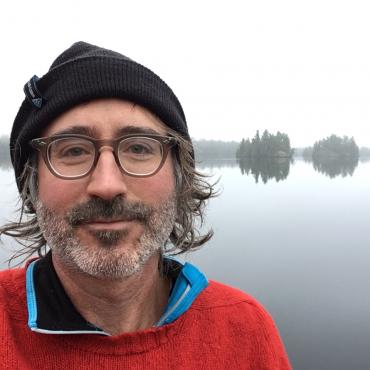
[86,148,128,200]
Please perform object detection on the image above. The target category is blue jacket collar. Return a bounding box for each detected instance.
[26,253,208,335]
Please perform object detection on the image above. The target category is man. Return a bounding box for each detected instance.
[0,42,291,369]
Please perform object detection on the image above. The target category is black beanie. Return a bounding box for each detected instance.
[10,41,190,192]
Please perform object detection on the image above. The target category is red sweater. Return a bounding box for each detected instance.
[0,267,291,370]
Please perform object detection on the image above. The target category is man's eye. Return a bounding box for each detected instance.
[128,144,151,154]
[61,146,90,157]
[119,138,160,159]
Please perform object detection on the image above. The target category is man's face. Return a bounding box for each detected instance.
[35,98,177,279]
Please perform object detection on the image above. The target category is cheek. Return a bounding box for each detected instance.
[134,166,175,204]
[37,162,84,211]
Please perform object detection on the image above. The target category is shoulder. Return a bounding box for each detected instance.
[194,279,266,310]
[187,280,291,368]
[0,266,27,320]
[0,266,25,289]
[192,280,279,332]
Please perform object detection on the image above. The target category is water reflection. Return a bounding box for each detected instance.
[196,159,238,170]
[238,157,291,183]
[309,156,358,178]
[197,155,362,182]
[196,157,292,184]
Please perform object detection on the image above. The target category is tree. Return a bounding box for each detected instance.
[236,130,292,158]
[311,135,359,159]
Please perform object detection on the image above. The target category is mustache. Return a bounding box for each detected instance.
[66,197,153,226]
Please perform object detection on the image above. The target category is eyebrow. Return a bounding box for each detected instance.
[116,126,164,136]
[51,126,97,137]
[51,125,165,137]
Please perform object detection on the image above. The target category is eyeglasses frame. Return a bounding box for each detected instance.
[30,133,177,179]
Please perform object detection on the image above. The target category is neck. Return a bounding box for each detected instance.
[52,253,170,335]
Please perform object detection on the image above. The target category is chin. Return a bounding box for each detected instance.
[52,231,162,280]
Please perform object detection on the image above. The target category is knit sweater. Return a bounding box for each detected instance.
[0,267,291,370]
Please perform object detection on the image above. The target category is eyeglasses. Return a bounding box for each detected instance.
[30,133,177,179]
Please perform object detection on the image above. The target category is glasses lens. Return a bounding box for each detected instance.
[118,137,163,175]
[48,138,95,177]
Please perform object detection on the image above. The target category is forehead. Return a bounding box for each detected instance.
[42,98,168,137]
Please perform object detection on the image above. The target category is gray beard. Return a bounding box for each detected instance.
[35,196,177,280]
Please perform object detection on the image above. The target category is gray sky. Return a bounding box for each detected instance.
[1,0,370,147]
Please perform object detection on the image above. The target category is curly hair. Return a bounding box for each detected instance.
[0,131,217,265]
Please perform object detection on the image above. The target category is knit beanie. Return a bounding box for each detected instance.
[10,41,190,192]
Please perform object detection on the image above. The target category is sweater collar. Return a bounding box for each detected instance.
[26,252,208,335]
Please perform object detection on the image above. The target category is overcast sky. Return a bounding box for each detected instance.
[1,0,370,147]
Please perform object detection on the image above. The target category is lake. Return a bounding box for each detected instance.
[0,158,370,370]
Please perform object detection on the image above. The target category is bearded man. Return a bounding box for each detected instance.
[0,42,291,369]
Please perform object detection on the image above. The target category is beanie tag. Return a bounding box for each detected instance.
[24,75,45,109]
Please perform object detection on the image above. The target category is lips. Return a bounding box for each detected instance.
[82,217,134,224]
[80,218,137,232]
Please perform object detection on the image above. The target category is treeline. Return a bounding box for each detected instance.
[193,139,239,160]
[302,135,359,159]
[236,130,293,159]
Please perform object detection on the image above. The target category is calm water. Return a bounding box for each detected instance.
[1,159,370,370]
